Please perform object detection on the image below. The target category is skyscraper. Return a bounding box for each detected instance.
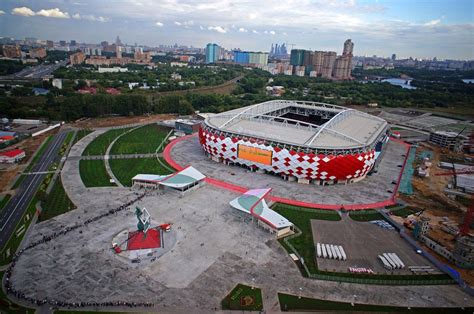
[343,39,354,56]
[205,43,220,64]
[290,49,305,66]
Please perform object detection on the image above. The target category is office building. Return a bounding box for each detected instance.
[70,40,77,47]
[46,40,54,48]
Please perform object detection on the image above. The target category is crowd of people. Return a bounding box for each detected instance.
[4,191,155,310]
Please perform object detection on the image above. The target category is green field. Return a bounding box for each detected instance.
[79,160,116,187]
[0,194,11,211]
[278,293,472,312]
[272,204,340,274]
[39,177,76,222]
[348,210,384,221]
[110,157,173,186]
[82,128,131,156]
[110,124,170,154]
[221,284,263,311]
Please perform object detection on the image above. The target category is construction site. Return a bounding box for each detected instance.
[391,135,473,285]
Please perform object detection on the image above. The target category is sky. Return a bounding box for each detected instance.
[0,0,473,60]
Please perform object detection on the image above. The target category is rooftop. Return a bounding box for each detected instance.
[205,100,388,150]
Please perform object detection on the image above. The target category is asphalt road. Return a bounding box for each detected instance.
[0,60,67,80]
[0,131,68,251]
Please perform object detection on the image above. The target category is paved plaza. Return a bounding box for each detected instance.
[7,128,473,312]
[168,135,407,206]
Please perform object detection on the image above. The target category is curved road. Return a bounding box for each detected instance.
[0,131,68,250]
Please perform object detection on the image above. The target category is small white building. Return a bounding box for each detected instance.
[52,78,63,89]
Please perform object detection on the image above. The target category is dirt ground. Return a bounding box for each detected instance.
[0,130,58,193]
[69,114,177,129]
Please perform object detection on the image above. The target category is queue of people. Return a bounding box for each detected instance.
[4,191,154,310]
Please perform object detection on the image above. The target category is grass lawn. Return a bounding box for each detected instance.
[0,272,35,314]
[272,204,340,274]
[110,124,170,154]
[390,207,418,218]
[278,293,472,312]
[73,129,93,145]
[110,157,173,187]
[349,210,384,221]
[39,177,76,222]
[82,128,131,156]
[0,194,11,211]
[221,284,263,311]
[79,160,115,187]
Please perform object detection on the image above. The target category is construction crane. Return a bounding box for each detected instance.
[287,43,296,51]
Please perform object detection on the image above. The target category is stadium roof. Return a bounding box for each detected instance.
[205,100,388,150]
[229,188,293,229]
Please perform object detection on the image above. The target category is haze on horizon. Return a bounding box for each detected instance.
[0,0,473,60]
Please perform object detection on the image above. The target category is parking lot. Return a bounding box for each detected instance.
[311,215,440,275]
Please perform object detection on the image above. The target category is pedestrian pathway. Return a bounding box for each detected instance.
[68,152,163,161]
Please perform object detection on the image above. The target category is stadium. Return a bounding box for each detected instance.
[199,100,390,185]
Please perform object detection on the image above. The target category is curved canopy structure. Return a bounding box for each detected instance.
[229,188,293,229]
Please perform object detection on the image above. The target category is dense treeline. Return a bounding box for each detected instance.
[0,60,27,76]
[53,64,242,91]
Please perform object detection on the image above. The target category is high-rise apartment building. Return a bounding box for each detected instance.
[116,46,122,59]
[321,51,337,78]
[1,45,21,58]
[233,51,268,66]
[205,43,220,64]
[70,52,86,65]
[290,49,305,66]
[46,40,54,48]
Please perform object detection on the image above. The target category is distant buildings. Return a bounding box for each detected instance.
[205,43,220,64]
[270,43,288,58]
[0,45,21,58]
[29,47,47,59]
[233,50,268,66]
[288,39,354,80]
[70,52,86,65]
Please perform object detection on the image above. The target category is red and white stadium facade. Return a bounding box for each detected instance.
[198,100,389,184]
[200,126,378,184]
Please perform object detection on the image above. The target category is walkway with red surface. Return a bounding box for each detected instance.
[127,229,161,251]
[163,134,411,211]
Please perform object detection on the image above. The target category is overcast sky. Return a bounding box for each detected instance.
[0,0,473,60]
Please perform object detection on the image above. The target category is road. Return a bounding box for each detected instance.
[0,131,68,251]
[0,60,67,80]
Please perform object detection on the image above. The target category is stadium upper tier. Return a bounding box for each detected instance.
[205,100,388,151]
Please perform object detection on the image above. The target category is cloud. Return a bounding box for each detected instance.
[208,26,227,33]
[269,30,276,35]
[238,27,248,32]
[174,21,182,26]
[252,30,259,34]
[0,10,5,15]
[12,7,36,17]
[72,13,109,22]
[424,19,441,27]
[155,21,164,27]
[36,8,70,19]
[199,25,204,30]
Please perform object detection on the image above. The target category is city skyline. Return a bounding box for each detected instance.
[0,0,473,60]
